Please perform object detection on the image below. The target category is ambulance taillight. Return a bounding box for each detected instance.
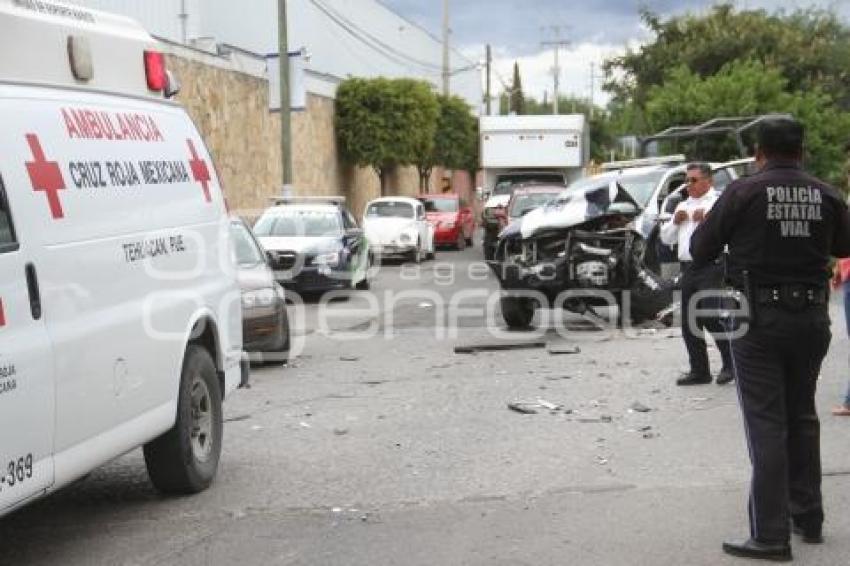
[144,50,167,92]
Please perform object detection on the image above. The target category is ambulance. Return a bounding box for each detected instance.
[0,0,243,516]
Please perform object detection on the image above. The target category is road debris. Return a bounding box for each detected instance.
[507,402,538,415]
[340,355,361,362]
[629,401,652,413]
[547,344,581,355]
[455,341,546,354]
[536,399,561,411]
[544,375,573,381]
[333,428,349,436]
[224,414,251,423]
[578,415,613,423]
[506,399,571,415]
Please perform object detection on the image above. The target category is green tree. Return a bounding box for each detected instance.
[415,95,478,191]
[605,4,850,110]
[643,60,850,183]
[336,77,439,195]
[509,62,525,115]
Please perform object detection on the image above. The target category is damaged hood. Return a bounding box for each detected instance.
[519,181,640,239]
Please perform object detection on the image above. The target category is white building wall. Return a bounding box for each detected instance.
[68,0,482,110]
[69,0,202,43]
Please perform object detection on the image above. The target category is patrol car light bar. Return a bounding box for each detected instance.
[144,50,167,92]
[269,196,346,206]
[600,154,687,171]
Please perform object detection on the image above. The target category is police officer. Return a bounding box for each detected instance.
[691,117,850,561]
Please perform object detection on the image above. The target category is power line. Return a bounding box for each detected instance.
[309,0,475,77]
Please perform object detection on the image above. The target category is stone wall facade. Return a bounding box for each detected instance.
[165,46,480,223]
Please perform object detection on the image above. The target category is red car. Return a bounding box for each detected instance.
[498,185,565,231]
[418,193,476,250]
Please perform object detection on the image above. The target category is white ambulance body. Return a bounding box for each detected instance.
[0,0,242,516]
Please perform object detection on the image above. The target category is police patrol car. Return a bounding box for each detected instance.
[0,0,242,516]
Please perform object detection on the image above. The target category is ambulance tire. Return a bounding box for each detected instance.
[144,345,223,495]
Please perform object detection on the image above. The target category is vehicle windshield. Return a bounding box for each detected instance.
[559,171,664,207]
[230,221,266,265]
[510,193,558,218]
[254,209,342,237]
[419,198,458,213]
[366,201,415,218]
[493,174,564,196]
[615,171,666,206]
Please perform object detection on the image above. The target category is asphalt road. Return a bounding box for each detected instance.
[3,236,850,565]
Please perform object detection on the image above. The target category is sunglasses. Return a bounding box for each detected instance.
[686,177,703,184]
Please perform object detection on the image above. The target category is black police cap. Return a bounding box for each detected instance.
[757,117,804,157]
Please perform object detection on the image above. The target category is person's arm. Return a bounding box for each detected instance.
[659,204,683,247]
[691,182,740,267]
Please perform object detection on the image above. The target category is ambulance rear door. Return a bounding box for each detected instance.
[0,169,56,512]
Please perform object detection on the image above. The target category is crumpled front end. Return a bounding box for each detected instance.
[488,220,672,323]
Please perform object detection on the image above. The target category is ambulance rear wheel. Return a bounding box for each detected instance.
[144,345,223,495]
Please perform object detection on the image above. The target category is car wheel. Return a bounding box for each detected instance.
[500,296,536,329]
[356,256,372,290]
[256,305,291,365]
[144,345,223,494]
[409,241,422,264]
[456,231,466,251]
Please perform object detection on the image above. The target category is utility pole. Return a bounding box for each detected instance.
[485,44,492,115]
[278,0,293,195]
[588,62,604,118]
[442,0,450,95]
[179,0,188,44]
[541,26,570,115]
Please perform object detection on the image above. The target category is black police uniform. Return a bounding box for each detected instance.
[691,159,850,543]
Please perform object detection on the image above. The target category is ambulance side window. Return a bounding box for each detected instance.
[0,175,18,252]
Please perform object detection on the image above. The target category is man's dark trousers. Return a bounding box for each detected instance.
[732,305,831,542]
[680,261,733,376]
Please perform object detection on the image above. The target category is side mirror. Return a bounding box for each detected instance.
[265,250,278,267]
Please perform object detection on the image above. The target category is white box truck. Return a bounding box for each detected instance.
[479,115,588,258]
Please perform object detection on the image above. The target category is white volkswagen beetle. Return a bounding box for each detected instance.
[363,197,435,263]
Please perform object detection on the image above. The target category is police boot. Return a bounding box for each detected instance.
[792,513,823,544]
[722,538,792,562]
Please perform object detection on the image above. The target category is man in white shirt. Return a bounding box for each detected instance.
[660,163,733,385]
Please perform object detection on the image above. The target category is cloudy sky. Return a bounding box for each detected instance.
[381,0,850,106]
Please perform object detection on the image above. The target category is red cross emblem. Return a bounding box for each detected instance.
[25,134,67,220]
[187,139,212,203]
